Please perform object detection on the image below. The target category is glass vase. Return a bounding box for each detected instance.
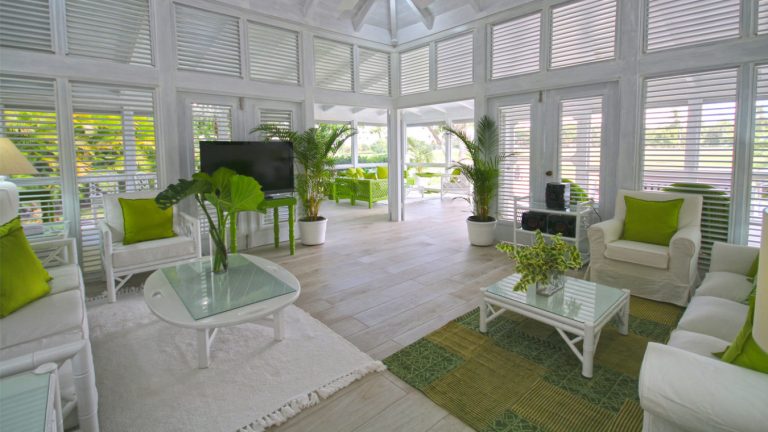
[536,270,566,296]
[211,238,228,273]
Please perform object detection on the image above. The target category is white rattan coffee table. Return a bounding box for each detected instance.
[480,274,629,378]
[144,254,300,368]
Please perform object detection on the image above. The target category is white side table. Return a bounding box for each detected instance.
[0,363,63,432]
[24,222,69,244]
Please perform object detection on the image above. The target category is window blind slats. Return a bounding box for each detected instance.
[560,96,603,204]
[551,0,616,69]
[498,104,532,222]
[749,65,768,246]
[759,0,768,34]
[248,22,300,85]
[65,0,152,65]
[314,38,354,92]
[646,0,741,51]
[260,109,292,225]
[71,83,157,274]
[491,13,541,79]
[358,48,390,95]
[400,45,430,95]
[175,5,241,77]
[642,68,738,268]
[436,33,473,89]
[0,0,52,52]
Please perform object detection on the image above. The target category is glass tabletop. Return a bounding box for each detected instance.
[161,254,297,320]
[0,371,51,432]
[486,274,626,324]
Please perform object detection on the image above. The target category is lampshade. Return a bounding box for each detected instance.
[0,137,37,175]
[754,209,768,351]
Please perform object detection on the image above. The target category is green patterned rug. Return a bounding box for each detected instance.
[384,296,683,432]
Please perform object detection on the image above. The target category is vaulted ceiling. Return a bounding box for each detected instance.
[214,0,529,46]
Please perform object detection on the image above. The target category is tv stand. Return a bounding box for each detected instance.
[257,195,297,255]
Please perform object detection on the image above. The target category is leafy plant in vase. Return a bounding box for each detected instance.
[496,230,581,295]
[155,167,264,273]
[251,123,356,245]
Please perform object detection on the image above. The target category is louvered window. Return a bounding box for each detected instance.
[358,48,390,95]
[498,104,532,221]
[71,83,157,274]
[0,76,63,227]
[559,96,603,204]
[436,33,473,89]
[759,0,768,34]
[642,68,738,267]
[0,0,52,52]
[248,22,300,85]
[191,103,233,171]
[175,5,241,77]
[646,0,741,52]
[491,13,541,79]
[550,0,616,69]
[66,0,152,65]
[749,65,768,246]
[400,45,430,95]
[314,38,353,92]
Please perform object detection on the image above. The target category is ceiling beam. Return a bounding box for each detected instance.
[467,0,483,12]
[389,0,398,45]
[403,0,434,30]
[303,0,318,18]
[352,0,376,32]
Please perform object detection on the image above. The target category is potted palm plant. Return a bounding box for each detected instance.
[442,115,507,246]
[251,123,356,245]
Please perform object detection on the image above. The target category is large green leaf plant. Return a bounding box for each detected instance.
[155,167,264,272]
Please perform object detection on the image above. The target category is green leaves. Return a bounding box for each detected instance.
[155,178,209,210]
[496,231,582,292]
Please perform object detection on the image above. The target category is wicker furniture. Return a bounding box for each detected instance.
[333,177,388,208]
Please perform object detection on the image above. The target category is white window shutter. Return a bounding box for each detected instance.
[491,13,541,79]
[314,38,354,92]
[646,0,741,52]
[436,32,473,89]
[759,0,768,34]
[358,47,390,96]
[498,104,532,221]
[0,0,52,52]
[559,96,603,204]
[175,5,241,77]
[248,22,300,85]
[400,45,430,95]
[642,68,738,267]
[71,83,158,275]
[260,109,293,131]
[551,0,616,69]
[65,0,152,65]
[749,65,768,246]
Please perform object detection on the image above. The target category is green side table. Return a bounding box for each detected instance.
[258,196,297,255]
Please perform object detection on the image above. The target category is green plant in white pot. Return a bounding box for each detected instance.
[496,230,581,295]
[442,116,508,246]
[251,123,356,245]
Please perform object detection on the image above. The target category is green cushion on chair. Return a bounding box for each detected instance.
[364,172,377,179]
[0,217,52,317]
[621,196,683,246]
[344,168,357,178]
[119,198,176,245]
[377,166,388,179]
[720,295,768,373]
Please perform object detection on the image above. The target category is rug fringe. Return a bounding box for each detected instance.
[85,285,144,304]
[238,360,387,432]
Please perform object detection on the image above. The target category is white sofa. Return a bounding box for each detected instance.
[639,242,768,432]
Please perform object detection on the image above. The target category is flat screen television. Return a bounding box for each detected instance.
[200,141,294,196]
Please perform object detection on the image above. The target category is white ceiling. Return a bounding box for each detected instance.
[213,0,530,46]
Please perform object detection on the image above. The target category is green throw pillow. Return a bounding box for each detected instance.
[747,255,759,280]
[0,217,52,317]
[119,198,175,245]
[621,196,684,246]
[344,168,357,178]
[720,295,768,373]
[377,166,388,180]
[364,172,377,180]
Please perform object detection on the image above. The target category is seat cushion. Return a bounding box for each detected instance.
[111,236,196,269]
[604,240,669,269]
[677,296,749,342]
[667,329,730,359]
[695,272,753,303]
[47,264,83,295]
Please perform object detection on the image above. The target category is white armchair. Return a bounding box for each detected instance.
[440,169,471,200]
[588,189,703,306]
[99,190,201,303]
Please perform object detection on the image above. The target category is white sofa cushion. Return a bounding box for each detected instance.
[111,236,196,268]
[604,240,669,269]
[694,271,753,303]
[677,296,748,342]
[667,329,730,359]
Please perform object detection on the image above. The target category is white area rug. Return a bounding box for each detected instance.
[88,292,385,432]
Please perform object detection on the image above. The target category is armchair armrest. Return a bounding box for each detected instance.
[176,212,202,258]
[709,242,759,275]
[31,238,78,267]
[98,220,112,256]
[639,343,768,432]
[587,219,623,256]
[670,226,701,258]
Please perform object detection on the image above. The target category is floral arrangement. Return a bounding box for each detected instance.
[496,230,582,292]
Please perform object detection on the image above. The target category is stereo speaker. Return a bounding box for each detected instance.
[521,211,548,232]
[545,182,571,210]
[547,214,577,237]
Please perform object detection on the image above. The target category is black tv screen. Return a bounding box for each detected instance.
[200,141,294,195]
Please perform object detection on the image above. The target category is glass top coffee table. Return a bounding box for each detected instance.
[480,274,629,378]
[144,254,300,368]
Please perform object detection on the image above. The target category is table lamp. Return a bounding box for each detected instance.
[754,209,768,353]
[0,137,38,223]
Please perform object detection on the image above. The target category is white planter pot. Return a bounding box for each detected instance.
[466,217,496,246]
[299,217,327,246]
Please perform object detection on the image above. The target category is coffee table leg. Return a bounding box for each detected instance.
[619,291,630,336]
[582,326,595,378]
[197,329,211,369]
[479,299,488,333]
[273,309,285,341]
